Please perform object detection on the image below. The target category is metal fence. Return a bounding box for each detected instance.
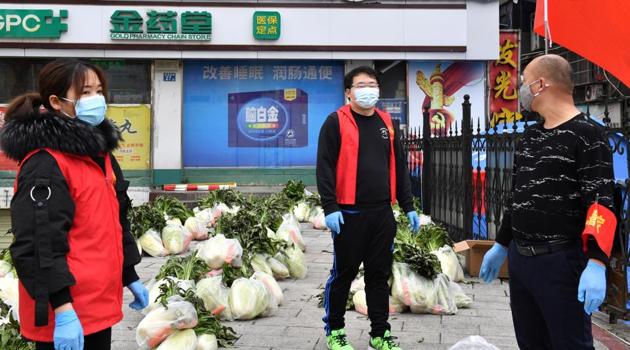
[400,95,629,322]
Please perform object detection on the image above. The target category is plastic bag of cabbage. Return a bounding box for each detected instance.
[308,207,327,231]
[139,229,168,257]
[276,214,306,251]
[136,296,198,349]
[352,290,407,316]
[195,276,232,320]
[431,245,465,282]
[196,234,243,270]
[292,201,311,222]
[391,262,457,315]
[161,221,192,255]
[252,272,284,306]
[275,245,307,279]
[228,278,274,320]
[185,216,209,240]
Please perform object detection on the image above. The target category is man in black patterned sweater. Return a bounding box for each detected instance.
[480,54,616,349]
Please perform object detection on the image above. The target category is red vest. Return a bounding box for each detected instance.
[15,149,124,341]
[335,105,397,205]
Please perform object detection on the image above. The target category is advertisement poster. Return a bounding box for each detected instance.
[489,31,521,128]
[0,106,18,171]
[407,61,486,134]
[183,60,344,167]
[376,98,407,127]
[107,105,151,170]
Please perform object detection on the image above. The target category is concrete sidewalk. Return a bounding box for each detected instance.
[112,225,615,350]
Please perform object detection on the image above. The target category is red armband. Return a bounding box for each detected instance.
[582,203,616,257]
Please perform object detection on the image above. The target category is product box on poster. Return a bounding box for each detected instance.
[453,240,509,278]
[228,89,308,148]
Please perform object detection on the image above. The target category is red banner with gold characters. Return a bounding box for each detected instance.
[0,106,18,171]
[489,31,521,128]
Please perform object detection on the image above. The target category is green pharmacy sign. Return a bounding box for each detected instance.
[253,11,281,41]
[0,9,68,38]
[110,10,212,41]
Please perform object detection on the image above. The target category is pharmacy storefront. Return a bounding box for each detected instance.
[0,1,499,206]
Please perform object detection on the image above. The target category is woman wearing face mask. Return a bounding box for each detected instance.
[0,59,149,350]
[316,66,418,350]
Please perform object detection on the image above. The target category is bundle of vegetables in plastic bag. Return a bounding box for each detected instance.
[276,214,305,251]
[196,234,243,270]
[139,229,168,257]
[250,253,273,276]
[352,290,407,316]
[278,245,307,279]
[432,245,465,283]
[129,203,168,256]
[227,278,273,320]
[267,255,290,280]
[308,207,327,231]
[156,329,197,350]
[252,271,284,306]
[195,276,231,319]
[292,201,311,222]
[136,296,198,349]
[162,222,192,255]
[185,216,209,241]
[193,207,214,228]
[391,263,457,315]
[147,277,196,312]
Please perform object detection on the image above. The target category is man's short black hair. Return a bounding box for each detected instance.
[344,66,381,90]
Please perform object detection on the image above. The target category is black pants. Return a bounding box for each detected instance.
[35,327,112,350]
[508,242,594,350]
[322,206,396,338]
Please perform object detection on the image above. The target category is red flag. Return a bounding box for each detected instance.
[582,203,617,257]
[534,0,630,88]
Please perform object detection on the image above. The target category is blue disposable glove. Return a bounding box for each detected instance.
[407,211,420,233]
[325,211,344,235]
[479,243,508,283]
[128,280,149,310]
[578,260,606,315]
[54,309,84,350]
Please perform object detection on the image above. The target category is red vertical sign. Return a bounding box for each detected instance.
[489,31,522,128]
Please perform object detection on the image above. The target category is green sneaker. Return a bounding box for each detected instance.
[326,329,354,350]
[369,330,402,350]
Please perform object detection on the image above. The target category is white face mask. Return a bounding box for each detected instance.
[62,95,107,126]
[353,87,380,109]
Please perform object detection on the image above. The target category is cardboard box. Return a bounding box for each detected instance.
[454,240,509,279]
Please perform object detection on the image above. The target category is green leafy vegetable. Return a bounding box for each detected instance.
[129,204,166,240]
[155,255,210,282]
[153,196,194,222]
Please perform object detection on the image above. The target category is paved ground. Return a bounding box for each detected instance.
[112,224,620,350]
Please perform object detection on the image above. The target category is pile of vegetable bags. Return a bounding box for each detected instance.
[320,204,472,317]
[137,274,239,350]
[139,182,315,348]
[131,196,220,258]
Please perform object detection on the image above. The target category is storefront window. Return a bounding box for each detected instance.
[0,59,47,103]
[0,58,150,104]
[183,60,345,168]
[91,59,151,104]
[375,60,408,126]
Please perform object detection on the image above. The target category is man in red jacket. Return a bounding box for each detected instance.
[317,66,420,350]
